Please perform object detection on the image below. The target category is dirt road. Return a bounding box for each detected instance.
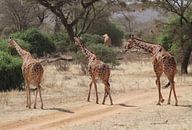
[0,85,191,130]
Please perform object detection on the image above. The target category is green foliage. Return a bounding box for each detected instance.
[88,20,124,47]
[13,28,56,56]
[75,43,119,67]
[74,33,119,73]
[0,38,31,56]
[157,16,182,57]
[0,51,23,91]
[90,44,118,66]
[81,33,103,45]
[51,32,77,52]
[0,39,9,52]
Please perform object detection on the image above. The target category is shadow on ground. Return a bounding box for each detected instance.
[118,103,137,107]
[44,107,74,113]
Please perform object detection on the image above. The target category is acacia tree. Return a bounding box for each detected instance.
[0,0,48,32]
[33,0,109,42]
[157,0,192,74]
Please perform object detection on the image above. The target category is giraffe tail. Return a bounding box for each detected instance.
[162,82,170,89]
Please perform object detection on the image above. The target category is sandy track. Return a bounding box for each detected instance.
[0,86,190,130]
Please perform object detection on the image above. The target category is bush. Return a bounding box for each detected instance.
[88,20,124,46]
[81,33,103,45]
[51,32,77,52]
[0,38,32,56]
[0,39,9,52]
[157,17,183,60]
[90,44,119,66]
[74,43,119,74]
[51,33,103,53]
[0,51,23,91]
[13,28,56,56]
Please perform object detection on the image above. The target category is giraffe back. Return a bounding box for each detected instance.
[22,57,44,86]
[88,59,110,81]
[155,48,177,75]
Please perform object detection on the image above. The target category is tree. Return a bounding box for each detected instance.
[0,0,48,32]
[33,0,109,42]
[157,0,192,74]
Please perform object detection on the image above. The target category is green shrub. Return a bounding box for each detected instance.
[51,32,77,52]
[0,51,23,91]
[88,20,124,46]
[157,16,183,59]
[0,39,9,52]
[13,28,56,56]
[81,33,103,45]
[51,33,103,53]
[0,38,31,56]
[74,43,119,68]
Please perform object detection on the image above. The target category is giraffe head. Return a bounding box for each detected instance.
[125,34,135,50]
[7,36,14,48]
[102,34,109,38]
[73,37,82,46]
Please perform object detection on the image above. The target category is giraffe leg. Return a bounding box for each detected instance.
[34,86,38,109]
[153,60,164,105]
[93,81,99,104]
[167,81,173,105]
[28,85,31,109]
[87,81,92,102]
[26,86,29,108]
[39,85,43,109]
[25,80,29,108]
[156,77,164,105]
[102,88,108,105]
[102,82,113,105]
[165,72,177,106]
[172,81,178,106]
[107,82,113,105]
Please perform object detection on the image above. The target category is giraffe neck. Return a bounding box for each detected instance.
[78,43,96,61]
[133,38,158,54]
[12,40,30,60]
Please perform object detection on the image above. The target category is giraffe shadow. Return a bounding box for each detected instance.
[118,103,137,108]
[43,107,74,113]
[177,104,192,108]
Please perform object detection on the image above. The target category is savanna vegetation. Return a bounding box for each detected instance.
[0,0,191,89]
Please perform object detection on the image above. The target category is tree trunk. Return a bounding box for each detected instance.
[181,47,192,74]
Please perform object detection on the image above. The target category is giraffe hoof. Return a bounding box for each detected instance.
[34,106,36,109]
[41,106,43,109]
[156,103,161,105]
[102,102,105,105]
[175,103,178,106]
[161,99,165,103]
[111,103,113,105]
[167,102,170,105]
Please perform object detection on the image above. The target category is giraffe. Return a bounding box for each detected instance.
[74,37,113,105]
[125,35,178,106]
[8,37,44,109]
[103,34,112,47]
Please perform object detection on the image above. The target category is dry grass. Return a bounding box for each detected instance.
[0,53,192,129]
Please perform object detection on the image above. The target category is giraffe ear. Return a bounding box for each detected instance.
[131,34,134,38]
[129,34,134,38]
